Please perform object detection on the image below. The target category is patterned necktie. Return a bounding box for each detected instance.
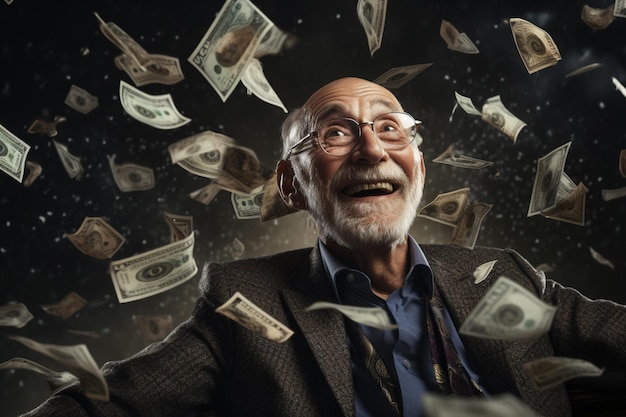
[345,323,401,415]
[425,284,484,396]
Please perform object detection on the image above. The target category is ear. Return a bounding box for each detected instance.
[276,159,308,210]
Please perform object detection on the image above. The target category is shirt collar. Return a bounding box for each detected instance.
[318,236,434,299]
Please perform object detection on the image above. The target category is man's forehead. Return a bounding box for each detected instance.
[304,80,402,119]
[313,99,400,121]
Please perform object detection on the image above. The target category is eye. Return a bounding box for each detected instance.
[375,118,402,135]
[379,122,399,132]
[319,120,353,140]
[375,114,401,129]
[326,128,348,138]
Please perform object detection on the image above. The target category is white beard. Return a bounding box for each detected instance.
[295,156,423,250]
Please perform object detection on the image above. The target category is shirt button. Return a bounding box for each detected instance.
[402,359,411,369]
[346,273,355,283]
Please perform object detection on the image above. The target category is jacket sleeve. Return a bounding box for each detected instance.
[19,298,230,417]
[506,248,626,389]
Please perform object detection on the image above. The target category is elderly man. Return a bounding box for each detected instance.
[22,77,626,417]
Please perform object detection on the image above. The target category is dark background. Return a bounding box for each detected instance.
[1,0,625,415]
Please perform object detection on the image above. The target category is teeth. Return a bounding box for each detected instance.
[344,182,394,196]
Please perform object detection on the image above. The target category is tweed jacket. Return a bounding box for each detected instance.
[22,244,626,417]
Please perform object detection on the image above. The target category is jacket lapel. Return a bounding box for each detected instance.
[425,249,523,395]
[280,245,355,417]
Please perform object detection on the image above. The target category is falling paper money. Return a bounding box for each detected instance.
[216,292,293,343]
[473,260,497,284]
[460,276,556,341]
[306,301,397,330]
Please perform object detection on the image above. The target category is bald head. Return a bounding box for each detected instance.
[302,77,403,119]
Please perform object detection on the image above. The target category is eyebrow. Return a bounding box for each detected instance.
[314,104,346,123]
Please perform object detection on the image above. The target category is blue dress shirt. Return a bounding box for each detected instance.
[318,237,487,417]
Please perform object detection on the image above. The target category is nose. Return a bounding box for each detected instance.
[350,122,388,164]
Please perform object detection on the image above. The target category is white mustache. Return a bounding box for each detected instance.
[331,164,409,188]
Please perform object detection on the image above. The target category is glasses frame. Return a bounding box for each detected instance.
[285,111,422,158]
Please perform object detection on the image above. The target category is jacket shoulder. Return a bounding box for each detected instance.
[198,247,314,297]
[421,243,545,293]
[420,243,511,261]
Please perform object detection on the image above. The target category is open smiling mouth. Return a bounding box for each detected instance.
[343,182,396,197]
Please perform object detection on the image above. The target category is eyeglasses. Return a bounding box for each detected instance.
[286,111,422,158]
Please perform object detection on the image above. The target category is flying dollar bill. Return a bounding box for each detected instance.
[522,356,604,390]
[64,85,99,114]
[510,18,561,74]
[440,20,479,54]
[616,0,626,17]
[161,211,193,242]
[232,189,263,219]
[450,202,492,249]
[168,130,236,178]
[527,141,572,216]
[460,276,557,341]
[53,140,84,180]
[423,392,539,417]
[473,260,497,284]
[356,0,387,56]
[241,58,287,112]
[589,247,615,270]
[612,77,626,98]
[0,124,31,182]
[602,186,626,202]
[306,301,397,330]
[94,12,154,71]
[454,91,482,116]
[226,237,246,260]
[27,116,66,137]
[417,187,470,227]
[66,216,126,259]
[109,232,197,303]
[581,4,616,29]
[0,357,78,395]
[114,53,185,87]
[23,160,43,187]
[564,62,603,78]
[0,303,34,328]
[119,80,191,129]
[215,291,293,343]
[107,154,155,192]
[189,182,222,205]
[541,181,588,226]
[132,314,174,343]
[433,144,494,169]
[535,263,554,273]
[9,336,109,401]
[373,63,433,89]
[66,330,102,339]
[188,0,273,102]
[481,95,527,142]
[253,25,297,59]
[41,292,88,320]
[215,145,271,195]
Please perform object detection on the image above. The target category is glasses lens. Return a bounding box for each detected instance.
[317,119,359,155]
[373,112,417,147]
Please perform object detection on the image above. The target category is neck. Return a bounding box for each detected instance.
[323,236,411,299]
